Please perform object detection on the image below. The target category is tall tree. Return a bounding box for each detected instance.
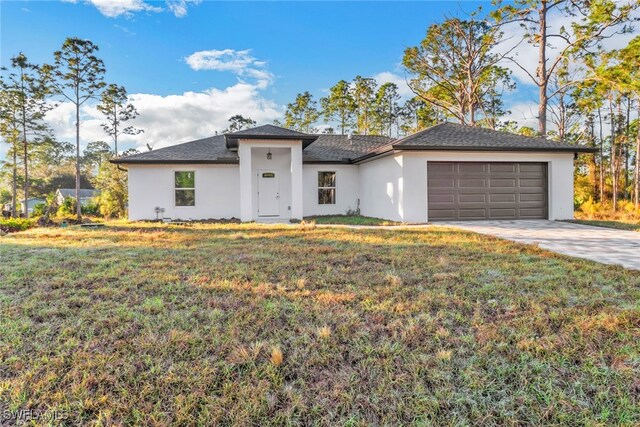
[351,76,377,135]
[42,37,106,220]
[372,82,401,137]
[223,115,256,133]
[83,140,111,170]
[97,84,142,155]
[0,89,20,217]
[284,91,319,133]
[398,97,441,136]
[320,80,356,135]
[403,17,512,126]
[0,53,52,217]
[493,0,638,136]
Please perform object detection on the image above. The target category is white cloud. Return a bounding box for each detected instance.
[166,0,201,18]
[373,71,414,99]
[40,81,282,154]
[84,0,162,18]
[68,0,200,18]
[185,49,274,88]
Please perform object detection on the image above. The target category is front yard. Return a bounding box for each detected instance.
[1,223,639,425]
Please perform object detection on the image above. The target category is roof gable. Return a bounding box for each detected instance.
[224,124,319,149]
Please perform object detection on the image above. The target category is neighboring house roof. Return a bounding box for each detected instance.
[391,123,598,153]
[112,122,597,165]
[57,189,100,198]
[20,198,45,203]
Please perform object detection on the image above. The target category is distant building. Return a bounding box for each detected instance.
[55,189,100,207]
[20,198,46,217]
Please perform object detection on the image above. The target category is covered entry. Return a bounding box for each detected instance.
[427,162,548,221]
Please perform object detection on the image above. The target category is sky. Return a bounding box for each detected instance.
[0,0,637,159]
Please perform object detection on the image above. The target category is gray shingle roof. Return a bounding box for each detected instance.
[113,122,596,165]
[393,122,597,152]
[303,134,393,162]
[111,135,239,164]
[228,124,310,138]
[57,189,100,198]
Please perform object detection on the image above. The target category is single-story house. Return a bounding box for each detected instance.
[20,198,46,217]
[112,123,596,222]
[55,188,100,206]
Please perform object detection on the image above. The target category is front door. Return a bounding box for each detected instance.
[258,170,280,217]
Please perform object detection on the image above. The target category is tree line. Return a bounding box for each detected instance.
[0,38,142,220]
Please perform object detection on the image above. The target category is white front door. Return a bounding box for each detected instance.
[258,170,280,216]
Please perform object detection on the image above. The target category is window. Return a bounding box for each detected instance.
[318,171,336,204]
[175,171,195,206]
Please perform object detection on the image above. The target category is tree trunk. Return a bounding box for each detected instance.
[114,104,118,155]
[11,144,17,218]
[598,107,604,202]
[635,104,640,209]
[537,1,548,136]
[20,69,29,218]
[76,99,82,221]
[610,98,617,211]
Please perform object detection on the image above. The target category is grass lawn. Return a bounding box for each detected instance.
[1,223,639,425]
[303,215,400,226]
[567,219,640,232]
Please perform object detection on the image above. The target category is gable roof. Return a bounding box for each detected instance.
[112,122,596,165]
[57,188,100,198]
[391,122,597,152]
[224,124,318,149]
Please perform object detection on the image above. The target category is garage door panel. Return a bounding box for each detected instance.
[490,193,516,203]
[490,208,517,218]
[427,161,547,221]
[519,193,544,202]
[519,163,545,172]
[429,163,455,174]
[459,179,486,188]
[459,193,486,203]
[458,208,487,219]
[429,209,456,220]
[489,178,516,188]
[428,178,456,189]
[429,193,455,203]
[458,163,486,173]
[488,163,516,173]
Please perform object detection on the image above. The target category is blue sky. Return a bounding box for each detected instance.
[1,0,635,158]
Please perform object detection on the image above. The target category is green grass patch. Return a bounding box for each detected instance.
[1,222,639,425]
[567,219,640,232]
[304,215,401,226]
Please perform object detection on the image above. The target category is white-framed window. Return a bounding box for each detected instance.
[175,171,195,207]
[318,171,336,205]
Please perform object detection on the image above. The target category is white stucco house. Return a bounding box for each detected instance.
[112,123,596,223]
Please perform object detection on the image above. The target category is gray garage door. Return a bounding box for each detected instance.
[427,162,548,221]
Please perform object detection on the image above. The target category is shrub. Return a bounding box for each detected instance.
[32,202,47,217]
[0,218,35,233]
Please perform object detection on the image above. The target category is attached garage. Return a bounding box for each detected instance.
[427,161,548,221]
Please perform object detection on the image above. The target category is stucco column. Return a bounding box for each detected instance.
[290,144,303,220]
[239,143,253,222]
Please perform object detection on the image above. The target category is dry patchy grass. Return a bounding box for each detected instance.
[1,222,639,425]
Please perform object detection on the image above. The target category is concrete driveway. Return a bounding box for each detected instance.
[438,220,640,271]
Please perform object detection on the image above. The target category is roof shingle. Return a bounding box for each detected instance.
[393,122,596,152]
[112,122,596,165]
